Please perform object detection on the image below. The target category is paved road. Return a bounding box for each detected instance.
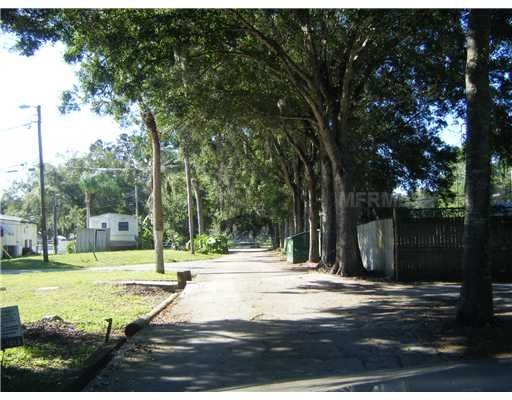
[86,249,512,391]
[1,253,236,275]
[228,358,512,391]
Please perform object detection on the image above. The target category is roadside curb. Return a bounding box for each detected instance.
[125,292,181,336]
[66,336,127,391]
[68,290,182,391]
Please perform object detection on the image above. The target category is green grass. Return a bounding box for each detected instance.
[0,248,220,271]
[1,269,177,332]
[0,269,178,391]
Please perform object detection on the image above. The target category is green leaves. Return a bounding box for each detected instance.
[3,8,510,243]
[193,234,229,254]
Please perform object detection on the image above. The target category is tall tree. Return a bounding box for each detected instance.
[183,150,195,254]
[283,125,320,263]
[457,10,494,325]
[79,174,96,228]
[193,9,463,275]
[191,175,205,235]
[142,108,165,272]
[3,9,476,273]
[0,9,183,272]
[319,143,337,268]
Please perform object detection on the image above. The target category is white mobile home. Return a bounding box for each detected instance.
[89,213,138,250]
[0,214,37,257]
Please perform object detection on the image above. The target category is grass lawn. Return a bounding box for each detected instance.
[1,248,220,271]
[0,269,178,391]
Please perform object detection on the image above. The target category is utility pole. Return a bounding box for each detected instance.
[134,184,139,222]
[84,191,91,228]
[37,105,49,263]
[134,184,139,249]
[53,191,58,255]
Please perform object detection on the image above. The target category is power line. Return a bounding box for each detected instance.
[0,122,33,133]
[0,161,39,173]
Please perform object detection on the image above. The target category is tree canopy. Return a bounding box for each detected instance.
[1,8,510,276]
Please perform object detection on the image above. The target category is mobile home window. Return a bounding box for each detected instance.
[118,221,129,231]
[101,222,107,229]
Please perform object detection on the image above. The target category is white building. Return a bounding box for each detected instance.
[89,213,138,250]
[0,214,37,257]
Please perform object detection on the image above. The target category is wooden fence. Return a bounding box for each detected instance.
[76,228,110,253]
[394,212,512,282]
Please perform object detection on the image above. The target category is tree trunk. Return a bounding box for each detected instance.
[143,110,164,273]
[320,146,336,268]
[275,223,281,249]
[191,176,204,235]
[292,162,305,233]
[291,187,304,234]
[285,130,319,262]
[183,151,195,254]
[288,208,297,236]
[315,119,366,276]
[53,192,58,255]
[269,224,276,249]
[457,9,493,326]
[307,172,320,263]
[85,191,91,228]
[332,164,367,277]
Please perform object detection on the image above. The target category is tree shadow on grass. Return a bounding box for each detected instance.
[90,280,512,391]
[1,258,82,273]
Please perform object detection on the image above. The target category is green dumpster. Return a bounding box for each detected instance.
[286,231,309,263]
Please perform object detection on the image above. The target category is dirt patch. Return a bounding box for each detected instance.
[150,296,188,325]
[23,317,94,345]
[431,315,512,359]
[121,285,173,297]
[2,318,102,392]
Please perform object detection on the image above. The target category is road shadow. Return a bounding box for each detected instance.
[91,279,512,391]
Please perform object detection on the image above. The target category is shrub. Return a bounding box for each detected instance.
[164,230,186,250]
[193,234,229,254]
[66,241,76,254]
[256,234,273,248]
[140,218,154,249]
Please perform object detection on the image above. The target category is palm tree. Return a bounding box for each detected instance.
[79,174,98,228]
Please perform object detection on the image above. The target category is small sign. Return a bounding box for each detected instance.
[1,306,23,350]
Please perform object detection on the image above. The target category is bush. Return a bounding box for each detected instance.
[66,241,76,254]
[164,230,186,250]
[256,234,273,248]
[193,234,229,254]
[140,218,154,249]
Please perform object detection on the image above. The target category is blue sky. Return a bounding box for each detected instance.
[0,32,123,194]
[0,28,464,195]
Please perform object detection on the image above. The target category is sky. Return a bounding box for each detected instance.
[0,24,465,196]
[0,32,123,194]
